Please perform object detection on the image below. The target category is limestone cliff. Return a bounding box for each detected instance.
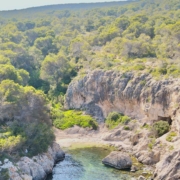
[65,70,180,126]
[65,69,180,179]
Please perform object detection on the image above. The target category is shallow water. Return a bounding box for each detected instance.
[47,146,133,180]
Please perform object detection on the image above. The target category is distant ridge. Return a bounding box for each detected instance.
[0,1,136,19]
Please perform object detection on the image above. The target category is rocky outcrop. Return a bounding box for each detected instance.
[65,70,180,126]
[0,143,65,180]
[102,151,132,169]
[134,150,160,165]
[154,150,180,180]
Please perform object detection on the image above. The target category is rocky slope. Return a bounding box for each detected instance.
[0,143,65,180]
[65,69,180,179]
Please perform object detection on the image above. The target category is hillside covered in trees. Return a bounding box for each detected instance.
[0,0,180,167]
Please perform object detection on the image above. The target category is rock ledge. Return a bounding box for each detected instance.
[0,142,65,180]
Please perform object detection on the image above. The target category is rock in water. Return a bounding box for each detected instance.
[102,151,132,170]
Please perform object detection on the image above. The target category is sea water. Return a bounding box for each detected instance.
[47,146,133,180]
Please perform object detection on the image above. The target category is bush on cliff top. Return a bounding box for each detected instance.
[53,110,98,130]
[105,112,131,129]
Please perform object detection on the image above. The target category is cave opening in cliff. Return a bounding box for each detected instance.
[157,116,172,125]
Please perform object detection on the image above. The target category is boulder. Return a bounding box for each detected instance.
[102,151,132,170]
[138,176,146,180]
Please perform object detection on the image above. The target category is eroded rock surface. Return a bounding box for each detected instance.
[154,150,180,180]
[65,70,180,124]
[102,151,132,170]
[0,143,65,180]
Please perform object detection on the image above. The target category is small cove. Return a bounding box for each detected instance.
[47,145,135,180]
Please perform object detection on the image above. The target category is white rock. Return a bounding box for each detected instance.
[4,159,9,163]
[2,161,13,169]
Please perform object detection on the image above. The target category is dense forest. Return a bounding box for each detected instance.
[0,0,180,163]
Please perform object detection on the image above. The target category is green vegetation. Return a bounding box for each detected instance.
[166,131,177,142]
[0,131,24,153]
[0,79,54,159]
[152,121,170,137]
[148,138,156,150]
[141,123,150,130]
[0,0,180,164]
[0,169,9,180]
[105,112,131,129]
[123,126,131,131]
[53,110,98,130]
[168,145,174,151]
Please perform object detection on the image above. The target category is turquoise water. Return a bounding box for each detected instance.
[47,147,132,180]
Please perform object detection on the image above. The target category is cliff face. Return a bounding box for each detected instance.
[65,70,180,125]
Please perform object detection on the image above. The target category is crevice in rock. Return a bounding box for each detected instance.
[157,115,172,125]
[80,94,86,103]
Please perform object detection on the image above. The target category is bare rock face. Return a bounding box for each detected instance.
[154,150,180,180]
[6,143,65,180]
[134,150,160,165]
[102,151,132,170]
[17,157,46,180]
[65,70,180,125]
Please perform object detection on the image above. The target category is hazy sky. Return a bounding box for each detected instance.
[0,0,123,10]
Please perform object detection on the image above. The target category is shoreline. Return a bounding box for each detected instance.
[54,126,154,179]
[54,125,131,149]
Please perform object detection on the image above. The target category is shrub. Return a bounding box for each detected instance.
[0,134,24,153]
[7,121,55,157]
[142,123,150,129]
[152,121,170,137]
[25,123,55,156]
[107,112,122,121]
[123,126,130,130]
[133,64,145,71]
[148,138,156,150]
[140,80,146,86]
[0,169,9,180]
[121,116,131,124]
[105,112,131,129]
[53,110,98,130]
[166,131,177,142]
